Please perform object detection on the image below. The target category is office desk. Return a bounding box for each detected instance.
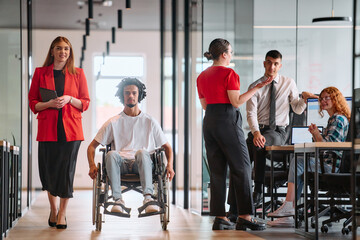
[294,142,351,239]
[265,145,294,217]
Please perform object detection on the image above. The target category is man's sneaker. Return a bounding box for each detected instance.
[143,198,159,213]
[267,217,294,227]
[267,201,295,217]
[111,199,125,213]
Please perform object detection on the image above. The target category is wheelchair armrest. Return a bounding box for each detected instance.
[150,147,165,155]
[99,144,112,154]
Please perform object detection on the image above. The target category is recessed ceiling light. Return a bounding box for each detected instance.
[102,1,113,7]
[77,0,112,7]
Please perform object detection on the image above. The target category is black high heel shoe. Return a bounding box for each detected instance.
[212,217,235,230]
[56,217,67,229]
[48,213,56,227]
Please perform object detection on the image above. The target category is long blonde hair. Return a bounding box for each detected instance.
[319,86,351,121]
[43,36,76,74]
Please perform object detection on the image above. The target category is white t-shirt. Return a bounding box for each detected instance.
[95,111,168,159]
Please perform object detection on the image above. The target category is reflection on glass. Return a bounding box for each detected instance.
[0,1,22,213]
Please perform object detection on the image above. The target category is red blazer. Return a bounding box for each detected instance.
[28,64,90,142]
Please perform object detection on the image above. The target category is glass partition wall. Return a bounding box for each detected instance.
[297,0,353,96]
[0,0,26,213]
[162,0,203,213]
[0,2,22,159]
[189,1,203,213]
[201,0,237,214]
[201,0,353,213]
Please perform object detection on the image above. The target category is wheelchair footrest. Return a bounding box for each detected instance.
[138,210,164,218]
[137,200,165,218]
[104,209,131,218]
[104,202,132,217]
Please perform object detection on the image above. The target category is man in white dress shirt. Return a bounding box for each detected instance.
[247,50,317,207]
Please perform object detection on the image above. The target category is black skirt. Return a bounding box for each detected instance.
[38,141,81,198]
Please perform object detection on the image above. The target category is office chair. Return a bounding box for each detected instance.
[312,148,359,235]
[304,106,360,235]
[316,106,360,234]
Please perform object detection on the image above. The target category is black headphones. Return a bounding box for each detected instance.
[138,86,144,102]
[116,78,147,104]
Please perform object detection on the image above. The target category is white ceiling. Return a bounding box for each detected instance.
[0,0,353,32]
[32,0,162,31]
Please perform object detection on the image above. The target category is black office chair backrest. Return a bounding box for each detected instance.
[338,134,351,173]
[338,101,360,173]
[284,107,307,145]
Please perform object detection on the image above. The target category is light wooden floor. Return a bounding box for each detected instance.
[4,190,356,240]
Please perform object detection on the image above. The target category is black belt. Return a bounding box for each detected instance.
[259,124,286,131]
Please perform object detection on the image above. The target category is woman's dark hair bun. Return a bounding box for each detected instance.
[204,52,213,60]
[205,38,230,61]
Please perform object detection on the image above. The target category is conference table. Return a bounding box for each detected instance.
[294,142,352,239]
[266,142,360,239]
[265,145,294,216]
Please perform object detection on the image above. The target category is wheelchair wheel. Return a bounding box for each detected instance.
[96,213,102,231]
[92,163,101,225]
[160,179,170,230]
[92,175,96,225]
[93,163,102,231]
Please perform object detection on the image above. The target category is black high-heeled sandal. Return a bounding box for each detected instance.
[48,212,56,227]
[56,217,67,229]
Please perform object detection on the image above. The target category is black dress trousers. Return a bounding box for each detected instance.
[247,127,286,184]
[203,104,253,216]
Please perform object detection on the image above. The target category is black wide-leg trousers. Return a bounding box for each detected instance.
[203,104,253,216]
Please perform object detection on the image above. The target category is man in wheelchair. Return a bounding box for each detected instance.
[87,77,175,215]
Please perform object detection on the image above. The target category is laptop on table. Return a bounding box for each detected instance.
[291,126,323,145]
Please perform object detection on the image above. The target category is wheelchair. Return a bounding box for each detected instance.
[92,145,170,231]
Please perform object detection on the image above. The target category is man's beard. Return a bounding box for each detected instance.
[126,103,136,108]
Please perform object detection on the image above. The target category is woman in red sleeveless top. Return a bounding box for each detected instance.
[197,38,271,231]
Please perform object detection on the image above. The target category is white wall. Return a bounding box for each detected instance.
[31,29,161,188]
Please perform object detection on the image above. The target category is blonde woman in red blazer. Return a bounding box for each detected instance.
[28,36,90,229]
